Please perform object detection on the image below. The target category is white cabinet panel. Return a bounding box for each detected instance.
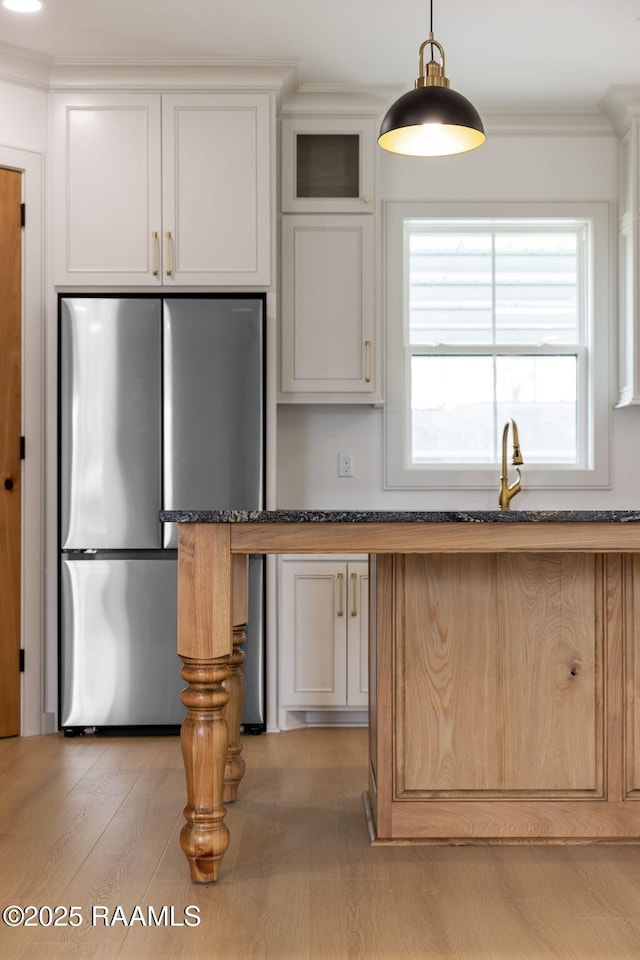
[280,562,347,706]
[53,94,162,285]
[347,561,369,707]
[281,116,375,214]
[53,92,272,286]
[279,556,368,714]
[281,215,374,394]
[162,94,271,284]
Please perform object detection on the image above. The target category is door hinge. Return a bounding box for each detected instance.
[20,203,25,228]
[20,436,25,460]
[19,649,25,673]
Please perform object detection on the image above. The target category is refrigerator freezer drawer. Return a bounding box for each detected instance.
[60,556,185,727]
[60,298,163,550]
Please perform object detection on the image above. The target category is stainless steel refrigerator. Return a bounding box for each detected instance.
[59,295,265,733]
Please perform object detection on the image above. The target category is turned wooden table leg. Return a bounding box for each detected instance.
[177,523,234,883]
[180,657,230,883]
[224,623,246,802]
[224,553,249,803]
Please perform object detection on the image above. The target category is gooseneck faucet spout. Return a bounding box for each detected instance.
[498,419,524,510]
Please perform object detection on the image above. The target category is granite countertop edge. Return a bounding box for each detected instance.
[160,509,640,524]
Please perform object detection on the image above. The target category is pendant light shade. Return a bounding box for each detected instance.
[378,30,485,157]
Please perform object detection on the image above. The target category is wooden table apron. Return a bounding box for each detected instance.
[175,520,640,883]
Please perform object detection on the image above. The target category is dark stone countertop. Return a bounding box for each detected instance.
[160,509,640,524]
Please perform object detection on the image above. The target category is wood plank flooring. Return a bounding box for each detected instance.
[2,727,640,958]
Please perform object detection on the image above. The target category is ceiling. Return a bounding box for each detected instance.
[0,0,639,111]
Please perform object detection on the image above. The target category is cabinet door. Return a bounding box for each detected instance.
[281,214,374,394]
[279,560,348,707]
[395,553,602,798]
[282,116,375,213]
[52,94,162,285]
[162,94,272,285]
[346,560,369,706]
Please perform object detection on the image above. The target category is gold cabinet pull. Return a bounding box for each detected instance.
[350,572,357,616]
[365,340,372,383]
[151,231,159,276]
[337,572,344,617]
[165,231,173,276]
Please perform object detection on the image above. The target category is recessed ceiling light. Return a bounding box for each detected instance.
[3,0,44,11]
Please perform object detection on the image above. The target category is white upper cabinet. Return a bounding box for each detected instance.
[52,92,272,286]
[52,94,162,285]
[161,94,271,285]
[280,213,375,396]
[281,116,375,214]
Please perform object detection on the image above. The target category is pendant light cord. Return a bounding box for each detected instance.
[429,0,434,57]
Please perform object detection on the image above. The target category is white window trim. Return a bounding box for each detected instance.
[383,201,613,491]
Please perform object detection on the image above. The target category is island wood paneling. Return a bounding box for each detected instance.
[367,554,394,840]
[369,552,640,843]
[228,521,640,556]
[396,553,602,798]
[626,555,640,797]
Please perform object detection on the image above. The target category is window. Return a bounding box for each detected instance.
[384,202,611,490]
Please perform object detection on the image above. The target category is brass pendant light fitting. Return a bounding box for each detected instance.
[378,0,486,157]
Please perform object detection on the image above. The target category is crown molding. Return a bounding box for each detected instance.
[280,85,394,116]
[47,58,300,95]
[0,41,52,91]
[0,41,623,137]
[599,85,640,138]
[481,110,613,137]
[282,87,613,135]
[0,43,301,96]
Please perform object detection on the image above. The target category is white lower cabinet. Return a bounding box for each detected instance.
[279,555,368,727]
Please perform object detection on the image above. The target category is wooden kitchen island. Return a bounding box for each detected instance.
[160,509,640,883]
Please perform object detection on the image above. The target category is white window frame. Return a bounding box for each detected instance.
[384,201,613,491]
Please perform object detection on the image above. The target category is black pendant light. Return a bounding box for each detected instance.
[378,0,485,157]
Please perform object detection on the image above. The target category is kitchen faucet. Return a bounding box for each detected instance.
[498,419,523,510]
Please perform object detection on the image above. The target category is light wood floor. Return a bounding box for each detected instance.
[2,728,640,959]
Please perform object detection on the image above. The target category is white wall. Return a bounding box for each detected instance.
[276,132,637,511]
[0,78,48,152]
